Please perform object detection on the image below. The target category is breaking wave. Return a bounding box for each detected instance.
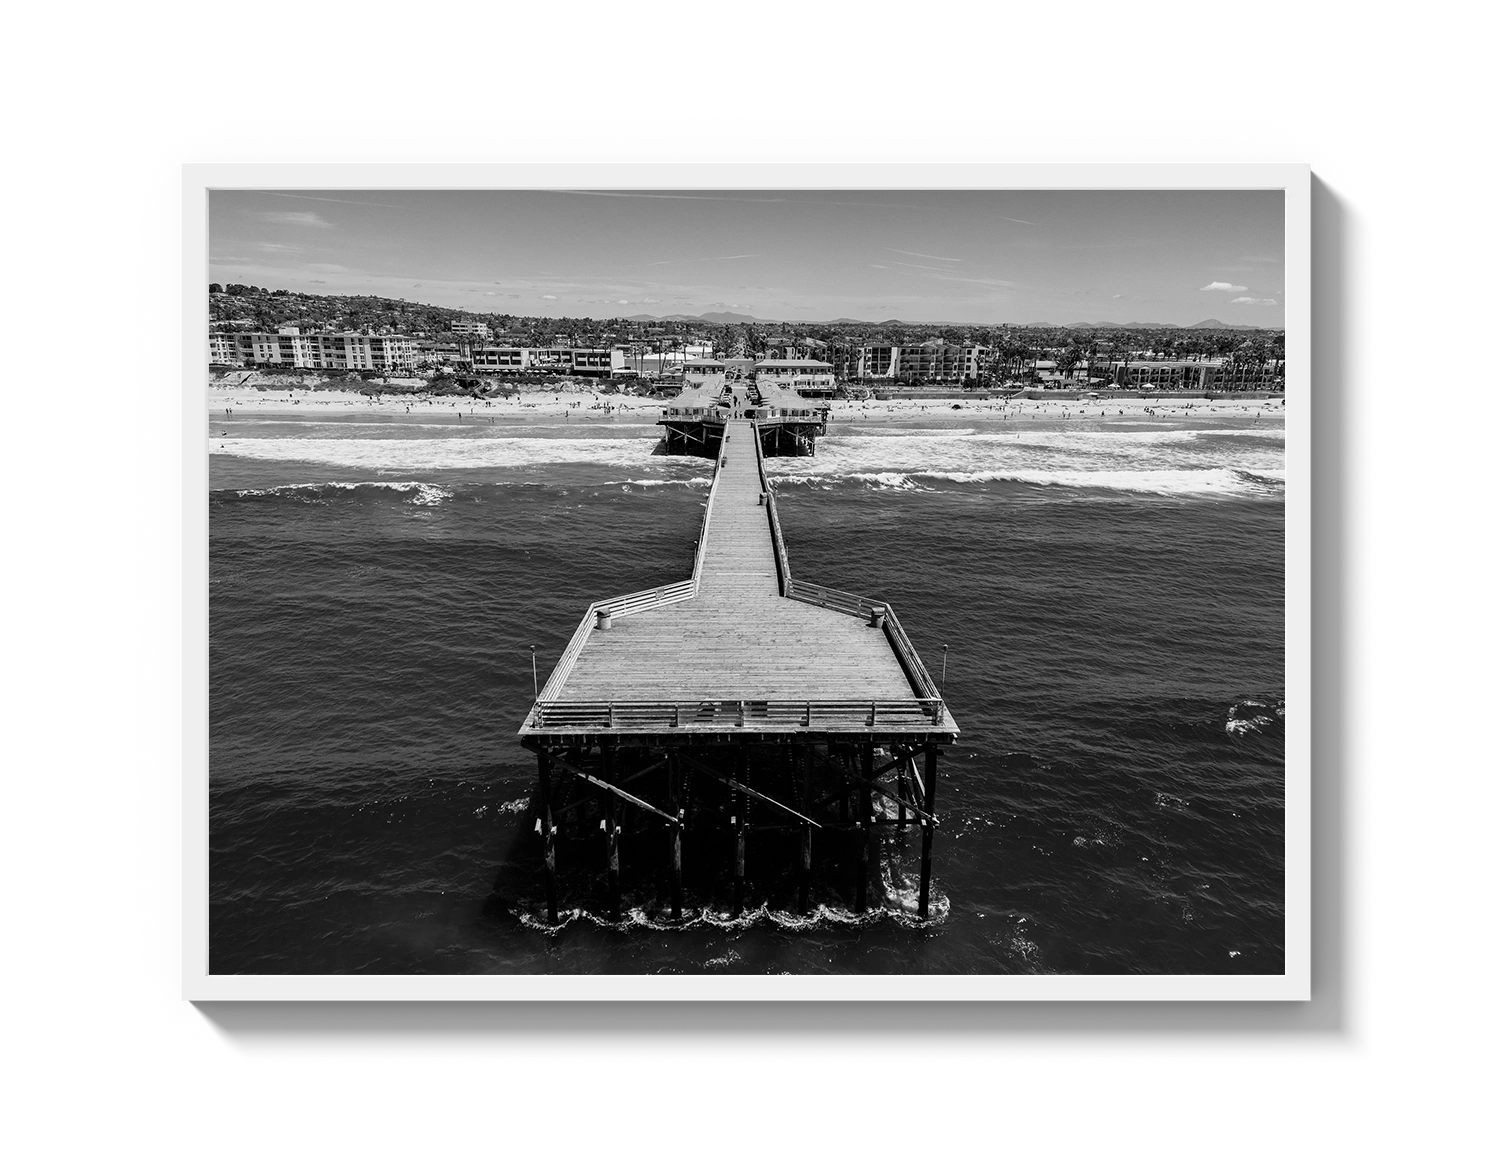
[1226,698,1286,736]
[222,481,454,506]
[512,888,951,937]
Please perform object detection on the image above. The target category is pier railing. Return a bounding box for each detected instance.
[531,697,947,729]
[753,424,793,595]
[533,579,698,706]
[783,581,943,704]
[691,443,727,582]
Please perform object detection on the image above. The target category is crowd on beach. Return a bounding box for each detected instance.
[208,377,1285,428]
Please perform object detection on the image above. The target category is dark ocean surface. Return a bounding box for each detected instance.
[209,404,1285,975]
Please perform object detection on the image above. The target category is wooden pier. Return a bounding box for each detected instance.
[517,371,957,925]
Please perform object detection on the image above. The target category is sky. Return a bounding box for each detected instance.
[208,189,1285,326]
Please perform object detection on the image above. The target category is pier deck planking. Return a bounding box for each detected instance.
[526,416,956,736]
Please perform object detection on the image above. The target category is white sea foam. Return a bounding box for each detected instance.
[229,480,454,505]
[217,417,1285,497]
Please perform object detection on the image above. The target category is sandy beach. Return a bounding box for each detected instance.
[208,378,1285,426]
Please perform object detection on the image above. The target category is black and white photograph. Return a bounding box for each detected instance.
[15,2,1500,1164]
[196,173,1307,991]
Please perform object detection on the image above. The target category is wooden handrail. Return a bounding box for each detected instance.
[751,422,794,597]
[690,441,727,583]
[783,579,943,704]
[530,697,947,729]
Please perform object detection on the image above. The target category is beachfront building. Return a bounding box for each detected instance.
[469,346,624,377]
[1094,358,1284,394]
[209,333,241,366]
[226,327,418,372]
[754,358,836,396]
[856,340,992,383]
[470,346,529,371]
[570,348,613,374]
[528,348,574,371]
[858,343,900,379]
[1209,360,1285,393]
[308,333,418,372]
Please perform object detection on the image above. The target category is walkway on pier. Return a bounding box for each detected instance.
[525,419,957,736]
[557,420,912,701]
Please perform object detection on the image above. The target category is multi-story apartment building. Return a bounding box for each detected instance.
[570,349,613,374]
[858,343,900,379]
[209,334,241,366]
[1097,359,1284,394]
[225,327,417,372]
[449,320,492,339]
[528,348,574,370]
[856,341,992,382]
[469,347,619,376]
[470,347,529,371]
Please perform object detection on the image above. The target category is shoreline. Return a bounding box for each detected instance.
[208,382,1286,426]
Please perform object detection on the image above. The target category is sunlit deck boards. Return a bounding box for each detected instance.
[523,419,958,739]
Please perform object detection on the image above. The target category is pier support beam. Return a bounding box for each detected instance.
[539,752,558,926]
[896,753,909,832]
[604,744,620,922]
[668,752,683,921]
[798,746,812,914]
[733,749,747,918]
[855,745,873,914]
[919,745,939,919]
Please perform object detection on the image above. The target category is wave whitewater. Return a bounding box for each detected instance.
[225,481,454,506]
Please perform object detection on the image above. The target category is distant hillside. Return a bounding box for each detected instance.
[207,289,1283,356]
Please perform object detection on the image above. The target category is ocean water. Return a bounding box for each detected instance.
[209,403,1285,975]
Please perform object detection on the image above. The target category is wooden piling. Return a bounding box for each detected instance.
[855,744,873,913]
[919,745,938,919]
[538,752,558,926]
[604,744,620,922]
[733,749,747,917]
[896,756,909,831]
[668,751,683,920]
[798,745,812,914]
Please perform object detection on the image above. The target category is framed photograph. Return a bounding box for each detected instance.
[184,163,1309,1000]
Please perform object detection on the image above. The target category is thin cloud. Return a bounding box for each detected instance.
[263,192,402,209]
[886,247,962,263]
[998,216,1036,226]
[1230,296,1278,305]
[549,189,927,209]
[1200,281,1249,292]
[258,211,330,228]
[541,294,558,300]
[916,270,1017,288]
[556,190,789,204]
[650,253,759,265]
[890,259,958,273]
